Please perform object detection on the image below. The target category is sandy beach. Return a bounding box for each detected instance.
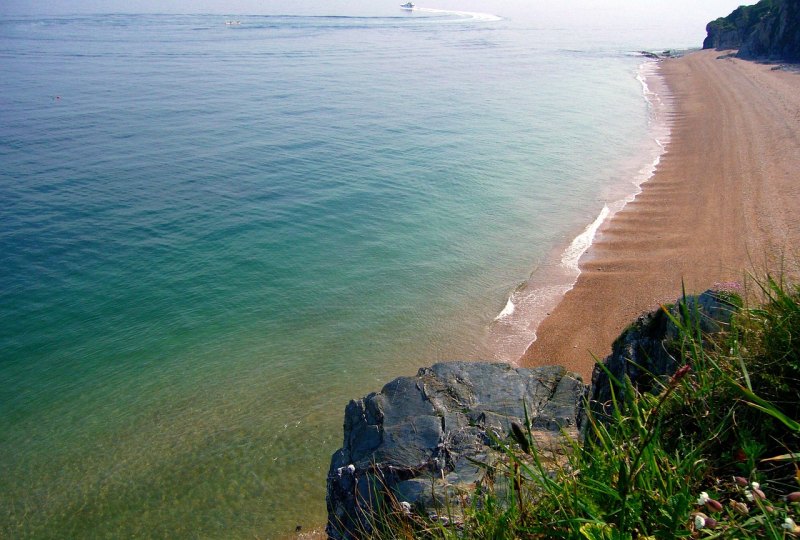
[521,49,800,380]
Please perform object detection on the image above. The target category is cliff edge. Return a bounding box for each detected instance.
[703,0,800,61]
[325,291,737,538]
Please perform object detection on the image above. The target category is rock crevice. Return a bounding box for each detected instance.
[326,362,583,539]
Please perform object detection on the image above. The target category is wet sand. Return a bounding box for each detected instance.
[520,49,800,380]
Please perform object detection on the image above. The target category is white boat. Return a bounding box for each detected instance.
[400,2,415,10]
[225,20,241,25]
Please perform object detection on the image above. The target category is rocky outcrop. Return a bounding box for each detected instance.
[325,290,738,538]
[325,362,585,539]
[588,289,739,420]
[703,0,800,62]
[739,0,800,60]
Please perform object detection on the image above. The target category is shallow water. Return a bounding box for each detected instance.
[2,6,668,537]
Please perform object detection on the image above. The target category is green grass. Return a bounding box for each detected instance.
[366,276,800,539]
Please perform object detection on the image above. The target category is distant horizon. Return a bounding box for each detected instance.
[0,0,752,52]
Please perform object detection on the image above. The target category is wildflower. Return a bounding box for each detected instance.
[733,476,748,487]
[783,517,800,535]
[745,488,766,501]
[696,491,722,512]
[671,364,691,384]
[745,482,766,502]
[787,492,800,503]
[693,513,715,529]
[694,514,706,530]
[730,500,749,515]
[400,501,412,516]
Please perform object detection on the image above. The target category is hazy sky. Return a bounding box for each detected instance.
[1,0,749,48]
[0,0,750,18]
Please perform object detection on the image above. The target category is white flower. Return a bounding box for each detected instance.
[745,490,754,501]
[751,481,760,490]
[784,517,798,531]
[400,501,412,516]
[337,464,356,477]
[694,514,706,529]
[696,492,710,505]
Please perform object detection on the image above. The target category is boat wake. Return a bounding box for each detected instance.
[412,7,502,22]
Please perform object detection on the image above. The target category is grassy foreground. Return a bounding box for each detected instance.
[368,277,800,539]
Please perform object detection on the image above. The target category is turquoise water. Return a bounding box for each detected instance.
[2,6,669,538]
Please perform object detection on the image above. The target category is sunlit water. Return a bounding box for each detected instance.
[1,6,670,537]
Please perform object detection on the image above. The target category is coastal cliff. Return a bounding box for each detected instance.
[326,362,584,539]
[325,291,737,538]
[703,0,800,61]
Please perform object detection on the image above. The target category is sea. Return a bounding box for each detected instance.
[1,2,688,537]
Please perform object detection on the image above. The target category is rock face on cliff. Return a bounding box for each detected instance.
[325,290,737,538]
[703,0,800,62]
[588,290,738,420]
[325,362,585,539]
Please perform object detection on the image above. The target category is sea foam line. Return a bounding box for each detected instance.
[561,205,610,272]
[489,59,672,362]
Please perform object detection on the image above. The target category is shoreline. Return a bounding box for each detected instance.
[487,58,670,364]
[520,49,800,380]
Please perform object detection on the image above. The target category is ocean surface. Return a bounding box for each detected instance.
[1,4,673,537]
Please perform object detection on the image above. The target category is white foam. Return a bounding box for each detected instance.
[563,60,670,266]
[561,205,610,272]
[412,7,502,22]
[615,60,672,209]
[486,59,674,364]
[494,296,515,320]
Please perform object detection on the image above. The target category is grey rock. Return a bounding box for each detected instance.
[326,362,584,539]
[703,0,800,62]
[325,290,740,538]
[588,289,738,423]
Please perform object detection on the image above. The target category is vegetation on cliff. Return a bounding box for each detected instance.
[703,0,800,61]
[366,277,800,538]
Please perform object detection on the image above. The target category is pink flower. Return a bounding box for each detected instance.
[696,491,722,512]
[671,364,691,384]
[730,500,749,515]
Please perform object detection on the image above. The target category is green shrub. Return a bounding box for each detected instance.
[369,278,800,539]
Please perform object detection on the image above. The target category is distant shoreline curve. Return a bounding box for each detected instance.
[520,49,800,379]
